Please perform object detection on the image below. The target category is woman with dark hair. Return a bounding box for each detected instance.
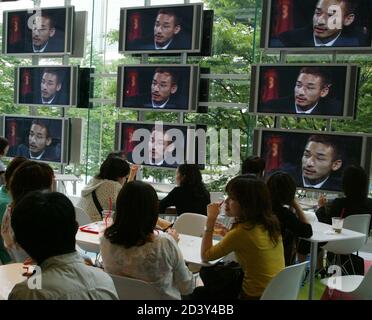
[266,171,313,266]
[79,156,138,221]
[101,181,194,300]
[0,137,9,186]
[318,165,372,226]
[200,177,284,300]
[1,160,55,262]
[159,164,210,216]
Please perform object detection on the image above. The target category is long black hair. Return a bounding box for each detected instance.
[178,164,209,199]
[104,181,159,248]
[266,171,297,209]
[342,165,369,200]
[96,156,130,182]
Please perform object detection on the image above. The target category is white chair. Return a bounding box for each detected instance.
[322,214,371,274]
[321,266,372,300]
[260,261,308,300]
[109,274,165,300]
[74,206,92,227]
[173,213,207,237]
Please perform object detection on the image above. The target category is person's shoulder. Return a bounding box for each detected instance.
[335,28,369,46]
[45,36,65,52]
[129,36,154,50]
[277,26,314,46]
[316,98,342,115]
[261,96,294,113]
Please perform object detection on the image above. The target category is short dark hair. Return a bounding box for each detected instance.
[42,68,62,85]
[106,150,127,160]
[96,156,130,181]
[306,135,342,161]
[266,171,297,208]
[4,157,28,187]
[339,0,359,15]
[299,67,332,89]
[342,165,369,199]
[0,137,9,155]
[154,68,178,86]
[177,164,209,199]
[104,181,159,248]
[9,161,54,205]
[225,177,281,245]
[40,13,56,29]
[157,9,182,26]
[30,119,51,139]
[241,156,266,177]
[11,191,77,263]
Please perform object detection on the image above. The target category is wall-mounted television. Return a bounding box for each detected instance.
[119,3,204,55]
[14,66,78,107]
[249,64,360,119]
[116,65,200,112]
[261,0,372,52]
[0,115,69,164]
[2,6,73,55]
[114,121,207,169]
[253,128,372,193]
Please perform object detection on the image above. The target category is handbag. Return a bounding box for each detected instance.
[191,261,244,299]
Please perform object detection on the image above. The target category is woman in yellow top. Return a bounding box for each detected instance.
[201,176,285,299]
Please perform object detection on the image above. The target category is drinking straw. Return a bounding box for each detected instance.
[340,208,345,219]
[109,197,112,212]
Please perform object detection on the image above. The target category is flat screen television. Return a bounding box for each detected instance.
[116,65,200,112]
[261,0,372,52]
[2,6,74,56]
[14,66,79,107]
[119,3,203,54]
[253,128,372,193]
[114,121,207,169]
[249,64,360,119]
[0,115,70,164]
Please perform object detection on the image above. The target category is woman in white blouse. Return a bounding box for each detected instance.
[100,181,194,300]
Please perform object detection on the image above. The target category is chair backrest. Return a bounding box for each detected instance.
[75,206,92,226]
[173,213,207,237]
[109,274,164,300]
[323,214,371,254]
[353,265,372,299]
[260,262,308,300]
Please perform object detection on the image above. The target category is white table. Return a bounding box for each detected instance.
[76,229,220,267]
[301,222,365,300]
[0,263,27,300]
[55,174,83,195]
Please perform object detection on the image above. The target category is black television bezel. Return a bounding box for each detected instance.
[260,0,372,54]
[252,127,372,193]
[114,121,207,170]
[0,114,70,165]
[2,6,74,56]
[116,64,200,113]
[249,63,360,119]
[14,65,79,108]
[119,3,204,55]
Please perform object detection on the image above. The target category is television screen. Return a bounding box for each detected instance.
[119,3,203,54]
[15,66,78,107]
[249,64,360,118]
[117,65,200,112]
[3,6,73,55]
[115,122,206,169]
[2,115,68,164]
[253,128,372,192]
[261,0,372,52]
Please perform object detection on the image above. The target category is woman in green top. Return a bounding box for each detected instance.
[0,157,27,264]
[201,176,285,299]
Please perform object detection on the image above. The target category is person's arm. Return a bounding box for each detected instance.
[201,203,219,261]
[291,199,309,224]
[159,187,178,214]
[280,203,313,239]
[127,165,140,182]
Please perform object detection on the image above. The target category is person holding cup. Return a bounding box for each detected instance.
[199,176,284,300]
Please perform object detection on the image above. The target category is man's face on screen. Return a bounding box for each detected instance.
[313,0,354,40]
[154,14,181,47]
[41,72,61,101]
[28,124,52,155]
[151,72,177,105]
[294,73,329,111]
[32,16,55,48]
[302,141,341,183]
[148,129,173,164]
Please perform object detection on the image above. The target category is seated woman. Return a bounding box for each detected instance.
[1,160,55,262]
[159,164,210,216]
[100,181,194,300]
[78,156,137,221]
[266,171,313,266]
[200,177,285,300]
